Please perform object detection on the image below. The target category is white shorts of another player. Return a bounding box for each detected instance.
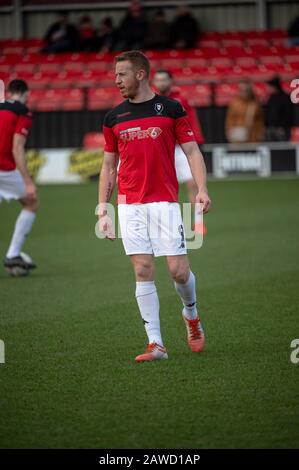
[175,144,193,184]
[0,169,26,203]
[118,202,187,257]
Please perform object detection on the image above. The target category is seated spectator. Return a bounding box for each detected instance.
[170,6,199,49]
[225,81,264,144]
[78,15,95,52]
[93,17,116,52]
[265,76,293,142]
[114,0,148,51]
[145,10,170,50]
[288,14,299,46]
[42,11,79,53]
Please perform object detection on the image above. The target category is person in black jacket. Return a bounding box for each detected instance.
[43,12,79,53]
[170,5,200,49]
[265,76,294,142]
[114,0,148,51]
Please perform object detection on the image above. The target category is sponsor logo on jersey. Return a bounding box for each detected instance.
[117,111,131,118]
[119,127,162,142]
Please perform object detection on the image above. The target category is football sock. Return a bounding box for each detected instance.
[6,209,36,259]
[174,271,198,320]
[135,281,163,346]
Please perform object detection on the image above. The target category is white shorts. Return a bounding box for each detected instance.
[175,145,193,183]
[118,202,187,257]
[0,169,26,203]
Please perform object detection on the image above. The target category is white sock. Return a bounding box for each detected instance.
[135,281,163,346]
[174,271,198,320]
[6,209,36,258]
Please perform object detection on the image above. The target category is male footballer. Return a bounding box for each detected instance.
[98,51,211,362]
[0,79,37,274]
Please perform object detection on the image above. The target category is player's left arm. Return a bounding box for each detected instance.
[180,141,211,214]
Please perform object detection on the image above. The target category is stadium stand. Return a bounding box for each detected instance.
[0,29,298,112]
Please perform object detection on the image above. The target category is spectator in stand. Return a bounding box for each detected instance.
[93,17,116,52]
[78,15,95,52]
[145,10,170,50]
[287,14,299,46]
[114,0,148,51]
[42,11,79,53]
[170,5,200,49]
[225,81,264,144]
[265,76,293,142]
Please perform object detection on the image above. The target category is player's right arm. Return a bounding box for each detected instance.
[98,150,118,240]
[12,133,36,201]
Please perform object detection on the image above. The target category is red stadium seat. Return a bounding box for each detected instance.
[222,39,244,48]
[246,38,270,47]
[88,87,121,110]
[14,54,41,73]
[235,56,258,67]
[201,47,228,59]
[38,54,65,73]
[220,31,246,40]
[185,57,209,68]
[285,46,299,63]
[215,83,239,106]
[210,57,233,67]
[30,88,84,111]
[75,70,101,88]
[60,88,84,111]
[0,53,24,66]
[22,38,45,54]
[0,64,12,74]
[252,82,269,103]
[61,52,87,72]
[83,132,105,150]
[198,39,220,48]
[224,46,254,59]
[259,55,283,65]
[50,71,82,88]
[25,71,53,89]
[178,84,211,107]
[159,58,187,70]
[248,45,277,56]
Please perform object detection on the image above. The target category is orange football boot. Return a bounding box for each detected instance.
[182,312,205,353]
[135,343,168,363]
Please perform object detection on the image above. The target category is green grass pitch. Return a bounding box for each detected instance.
[0,177,298,449]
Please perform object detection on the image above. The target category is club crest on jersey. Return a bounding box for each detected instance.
[154,103,164,115]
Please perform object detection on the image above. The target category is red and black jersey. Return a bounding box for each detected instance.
[103,93,195,204]
[0,100,32,171]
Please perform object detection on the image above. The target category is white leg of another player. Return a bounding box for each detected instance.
[6,209,36,258]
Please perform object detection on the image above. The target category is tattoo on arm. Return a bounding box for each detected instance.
[105,182,112,202]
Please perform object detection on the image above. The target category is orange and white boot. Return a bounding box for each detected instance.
[182,311,205,353]
[135,343,168,363]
